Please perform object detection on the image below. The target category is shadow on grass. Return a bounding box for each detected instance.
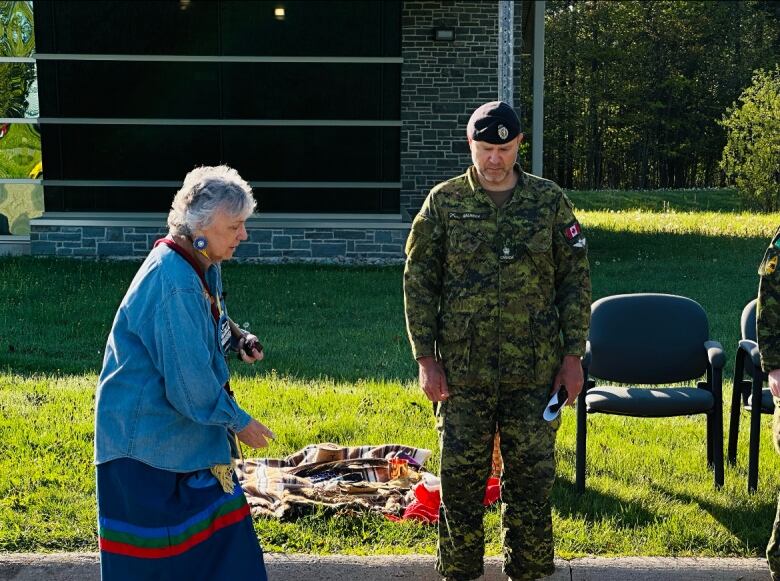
[648,482,776,553]
[0,229,771,383]
[552,477,658,527]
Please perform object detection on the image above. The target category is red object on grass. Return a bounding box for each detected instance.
[387,477,500,524]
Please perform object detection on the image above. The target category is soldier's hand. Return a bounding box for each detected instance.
[552,355,584,405]
[770,369,780,398]
[417,356,450,402]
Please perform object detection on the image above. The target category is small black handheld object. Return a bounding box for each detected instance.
[241,338,263,358]
[543,386,568,422]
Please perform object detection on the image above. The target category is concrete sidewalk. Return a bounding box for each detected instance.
[0,553,771,581]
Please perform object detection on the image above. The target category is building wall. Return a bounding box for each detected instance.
[30,221,408,263]
[399,1,501,220]
[29,1,520,261]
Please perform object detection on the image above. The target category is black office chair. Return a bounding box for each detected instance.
[576,293,725,492]
[727,299,774,493]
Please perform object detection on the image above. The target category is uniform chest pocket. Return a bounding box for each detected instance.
[525,228,552,254]
[449,227,488,254]
[522,228,553,268]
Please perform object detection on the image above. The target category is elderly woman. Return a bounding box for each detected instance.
[94,165,272,580]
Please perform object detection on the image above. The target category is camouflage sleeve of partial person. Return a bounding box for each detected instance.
[552,189,592,357]
[757,226,780,372]
[403,191,446,360]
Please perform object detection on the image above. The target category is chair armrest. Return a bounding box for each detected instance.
[581,341,592,368]
[738,339,762,369]
[579,342,592,396]
[704,340,725,370]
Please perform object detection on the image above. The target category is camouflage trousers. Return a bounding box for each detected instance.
[767,400,780,580]
[436,382,559,581]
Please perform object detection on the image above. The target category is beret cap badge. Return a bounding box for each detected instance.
[467,101,520,144]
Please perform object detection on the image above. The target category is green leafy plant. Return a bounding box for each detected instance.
[0,1,36,118]
[719,66,780,211]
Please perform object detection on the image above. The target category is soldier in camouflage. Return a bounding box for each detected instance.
[403,101,591,581]
[756,226,780,581]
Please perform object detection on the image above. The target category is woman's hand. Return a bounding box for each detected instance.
[237,333,264,364]
[237,418,275,449]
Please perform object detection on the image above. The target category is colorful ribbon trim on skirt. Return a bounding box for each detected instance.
[98,483,250,559]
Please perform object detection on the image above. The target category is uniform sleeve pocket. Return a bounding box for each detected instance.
[406,214,436,255]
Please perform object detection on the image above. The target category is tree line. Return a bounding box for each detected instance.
[519,0,779,191]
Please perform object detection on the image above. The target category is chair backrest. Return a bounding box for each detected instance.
[741,299,757,342]
[588,293,709,384]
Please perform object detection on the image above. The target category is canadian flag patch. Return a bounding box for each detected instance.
[563,221,582,240]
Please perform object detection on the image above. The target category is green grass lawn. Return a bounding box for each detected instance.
[1,189,780,558]
[568,187,743,212]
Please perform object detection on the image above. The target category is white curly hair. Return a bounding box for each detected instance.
[167,165,256,237]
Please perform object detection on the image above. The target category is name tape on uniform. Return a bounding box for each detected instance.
[449,212,489,220]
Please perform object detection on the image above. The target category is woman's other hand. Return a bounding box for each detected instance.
[237,419,275,448]
[238,333,264,364]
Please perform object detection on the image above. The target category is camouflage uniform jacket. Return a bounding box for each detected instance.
[403,165,591,387]
[757,226,780,372]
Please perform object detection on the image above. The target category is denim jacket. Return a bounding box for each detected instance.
[94,243,252,472]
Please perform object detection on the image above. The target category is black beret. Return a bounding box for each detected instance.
[466,101,520,144]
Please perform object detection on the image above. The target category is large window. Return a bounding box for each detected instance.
[32,0,402,214]
[36,1,400,57]
[37,62,400,120]
[0,0,42,235]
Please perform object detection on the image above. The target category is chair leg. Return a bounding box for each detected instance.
[706,412,713,467]
[728,352,746,465]
[712,374,724,489]
[727,388,742,465]
[748,376,763,493]
[576,388,587,493]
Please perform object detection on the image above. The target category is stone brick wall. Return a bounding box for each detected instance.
[30,224,409,262]
[31,226,168,258]
[401,1,506,220]
[236,227,406,260]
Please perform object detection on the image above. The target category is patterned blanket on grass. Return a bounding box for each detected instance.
[237,443,432,520]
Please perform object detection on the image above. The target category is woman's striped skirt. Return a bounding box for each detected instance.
[97,458,267,580]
